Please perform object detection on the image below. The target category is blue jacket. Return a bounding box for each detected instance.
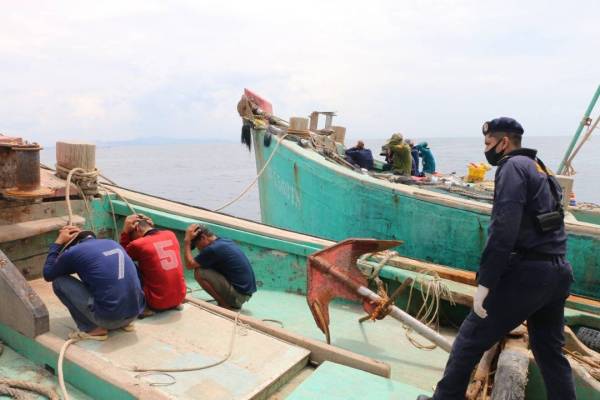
[410,147,419,175]
[477,149,567,290]
[416,142,436,174]
[345,147,374,170]
[43,238,145,320]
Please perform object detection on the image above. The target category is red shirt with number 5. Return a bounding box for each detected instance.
[120,229,186,310]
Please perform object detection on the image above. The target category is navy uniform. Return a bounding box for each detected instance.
[422,118,576,400]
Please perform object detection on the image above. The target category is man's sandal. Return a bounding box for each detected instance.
[68,331,108,341]
[121,323,136,332]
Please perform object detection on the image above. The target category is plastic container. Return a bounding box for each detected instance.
[466,163,491,183]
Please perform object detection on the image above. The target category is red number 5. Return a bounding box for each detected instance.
[153,240,178,271]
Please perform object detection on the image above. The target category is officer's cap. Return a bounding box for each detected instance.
[482,117,524,136]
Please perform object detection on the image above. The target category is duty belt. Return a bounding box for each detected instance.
[514,249,563,262]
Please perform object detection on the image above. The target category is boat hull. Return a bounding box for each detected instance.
[252,129,600,300]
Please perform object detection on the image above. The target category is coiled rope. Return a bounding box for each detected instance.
[564,348,600,381]
[0,341,60,400]
[404,270,455,350]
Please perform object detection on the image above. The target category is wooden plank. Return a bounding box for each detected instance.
[0,250,49,337]
[0,215,85,243]
[380,255,600,314]
[31,279,312,400]
[102,184,333,247]
[467,343,500,400]
[185,297,391,378]
[0,199,85,225]
[491,337,529,400]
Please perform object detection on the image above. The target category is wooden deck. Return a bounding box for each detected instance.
[29,279,311,400]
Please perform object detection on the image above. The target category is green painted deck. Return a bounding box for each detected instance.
[0,342,91,400]
[189,285,450,393]
[287,361,429,400]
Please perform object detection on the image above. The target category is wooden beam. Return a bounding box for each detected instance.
[185,297,391,378]
[380,255,600,315]
[0,215,85,243]
[490,336,530,400]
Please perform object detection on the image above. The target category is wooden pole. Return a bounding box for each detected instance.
[466,343,500,400]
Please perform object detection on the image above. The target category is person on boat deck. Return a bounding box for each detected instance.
[345,140,374,170]
[415,141,436,174]
[406,139,420,176]
[418,117,575,400]
[43,226,145,339]
[183,224,257,310]
[120,214,186,317]
[384,133,412,176]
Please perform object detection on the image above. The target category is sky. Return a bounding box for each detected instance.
[1,1,599,146]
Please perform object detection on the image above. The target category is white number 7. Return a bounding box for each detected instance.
[103,248,125,280]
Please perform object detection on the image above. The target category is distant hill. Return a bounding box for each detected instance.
[95,136,235,147]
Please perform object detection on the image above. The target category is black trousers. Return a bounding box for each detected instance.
[433,255,576,400]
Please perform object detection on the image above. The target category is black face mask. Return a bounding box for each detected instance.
[484,140,504,166]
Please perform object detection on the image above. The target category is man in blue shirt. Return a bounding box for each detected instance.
[418,118,575,400]
[415,142,436,174]
[406,139,420,176]
[183,224,257,310]
[345,140,374,170]
[43,226,145,339]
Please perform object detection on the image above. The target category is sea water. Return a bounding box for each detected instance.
[40,136,598,222]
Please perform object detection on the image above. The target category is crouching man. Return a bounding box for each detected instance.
[120,214,186,316]
[43,226,145,340]
[183,224,256,310]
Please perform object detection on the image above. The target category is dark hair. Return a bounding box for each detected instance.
[487,131,522,147]
[64,230,96,251]
[136,219,152,230]
[190,225,214,249]
[195,225,213,240]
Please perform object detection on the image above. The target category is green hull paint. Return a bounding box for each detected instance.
[98,194,600,397]
[0,323,133,400]
[251,130,600,300]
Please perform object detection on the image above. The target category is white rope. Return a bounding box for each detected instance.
[404,269,455,350]
[57,339,78,400]
[214,133,288,212]
[132,307,244,373]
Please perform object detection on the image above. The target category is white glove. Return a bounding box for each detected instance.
[473,285,489,318]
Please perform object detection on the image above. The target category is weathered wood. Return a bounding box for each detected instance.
[56,141,96,171]
[0,249,48,337]
[0,199,85,225]
[185,297,391,378]
[490,337,530,400]
[380,254,600,314]
[0,215,84,243]
[565,326,600,358]
[467,343,500,400]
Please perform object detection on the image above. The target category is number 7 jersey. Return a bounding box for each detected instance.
[120,229,187,310]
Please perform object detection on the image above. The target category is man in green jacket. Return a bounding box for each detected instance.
[383,133,412,176]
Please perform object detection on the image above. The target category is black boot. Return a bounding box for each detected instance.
[416,396,432,400]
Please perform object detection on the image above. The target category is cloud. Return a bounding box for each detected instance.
[0,0,598,145]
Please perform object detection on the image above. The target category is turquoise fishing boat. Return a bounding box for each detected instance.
[238,87,600,302]
[1,136,599,399]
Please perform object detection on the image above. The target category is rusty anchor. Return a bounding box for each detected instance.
[307,238,453,352]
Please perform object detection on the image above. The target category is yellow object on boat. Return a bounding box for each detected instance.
[466,163,491,183]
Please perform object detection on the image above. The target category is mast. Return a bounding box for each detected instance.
[557,85,600,174]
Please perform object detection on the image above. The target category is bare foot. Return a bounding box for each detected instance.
[86,327,108,336]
